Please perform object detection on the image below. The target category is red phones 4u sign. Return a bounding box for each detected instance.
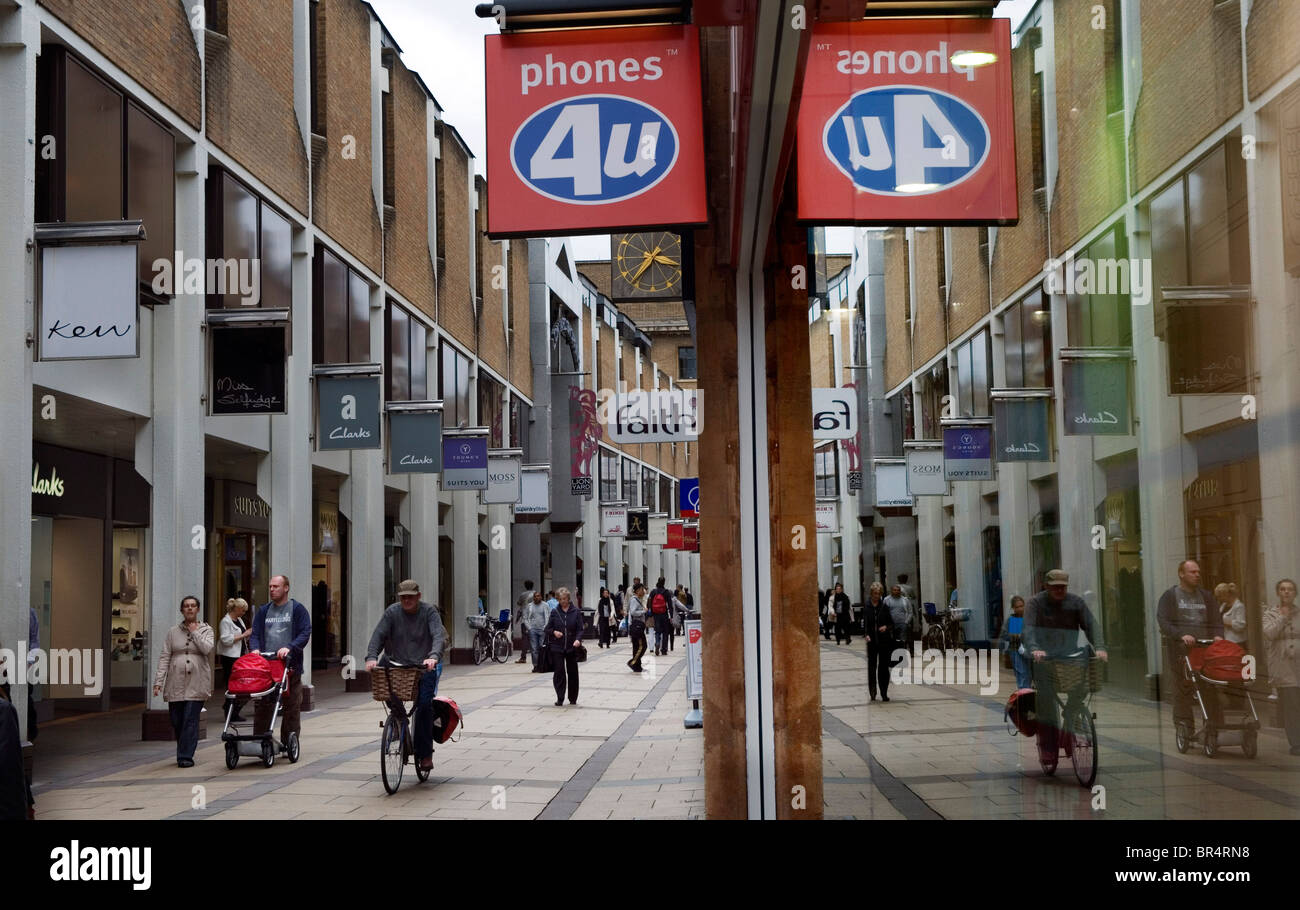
[485,25,707,237]
[798,18,1017,225]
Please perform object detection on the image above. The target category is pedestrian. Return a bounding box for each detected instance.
[218,597,252,722]
[648,576,673,656]
[883,584,914,653]
[596,587,615,648]
[1005,595,1031,689]
[526,591,550,670]
[1215,582,1247,648]
[515,580,535,663]
[248,575,312,749]
[818,588,832,640]
[671,585,689,649]
[1262,579,1300,755]
[547,590,559,611]
[151,595,214,768]
[864,583,891,701]
[627,583,649,672]
[1156,559,1224,734]
[546,587,584,705]
[831,582,853,645]
[0,686,31,819]
[0,608,40,743]
[364,579,445,771]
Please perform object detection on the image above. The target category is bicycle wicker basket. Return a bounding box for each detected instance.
[466,614,491,630]
[1047,658,1103,693]
[371,665,422,702]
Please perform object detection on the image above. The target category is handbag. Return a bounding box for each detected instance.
[619,618,628,635]
[535,644,554,673]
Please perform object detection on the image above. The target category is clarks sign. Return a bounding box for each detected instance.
[31,464,64,497]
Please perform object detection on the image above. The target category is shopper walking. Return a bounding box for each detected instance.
[248,575,311,748]
[218,597,252,722]
[525,591,549,670]
[1262,579,1300,754]
[515,580,535,663]
[649,577,673,656]
[864,583,891,701]
[596,587,615,648]
[883,584,914,653]
[1156,559,1224,732]
[546,587,584,705]
[831,582,853,645]
[152,595,214,767]
[627,583,649,673]
[1215,582,1247,648]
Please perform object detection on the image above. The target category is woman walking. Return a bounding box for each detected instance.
[1216,582,1247,649]
[864,583,892,702]
[1262,579,1300,755]
[152,595,214,767]
[596,587,615,648]
[546,587,584,705]
[627,582,649,672]
[218,597,251,721]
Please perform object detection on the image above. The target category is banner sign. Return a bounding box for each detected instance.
[1061,355,1131,436]
[485,25,708,237]
[514,466,550,518]
[388,410,443,474]
[811,388,859,439]
[570,387,600,497]
[684,619,703,700]
[848,470,863,493]
[666,521,684,550]
[605,389,700,443]
[943,425,993,480]
[317,375,382,450]
[680,477,699,517]
[39,243,139,360]
[797,17,1017,225]
[1166,305,1249,395]
[683,524,698,552]
[905,446,947,495]
[441,436,489,490]
[815,502,839,534]
[626,509,649,541]
[211,325,287,415]
[993,396,1051,462]
[484,454,523,503]
[648,516,668,546]
[874,461,913,507]
[601,505,628,537]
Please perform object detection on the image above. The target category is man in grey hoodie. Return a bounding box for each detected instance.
[364,579,446,771]
[525,591,551,670]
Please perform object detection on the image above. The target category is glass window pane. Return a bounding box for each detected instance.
[65,58,122,222]
[456,354,470,427]
[390,305,409,402]
[349,272,370,362]
[126,104,173,287]
[440,344,457,426]
[1187,146,1231,287]
[222,175,258,308]
[1023,291,1048,387]
[410,321,427,400]
[321,249,348,364]
[1149,179,1188,295]
[971,330,989,416]
[956,341,973,416]
[259,204,292,310]
[1004,302,1024,387]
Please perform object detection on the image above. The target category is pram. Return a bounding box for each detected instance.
[221,651,301,769]
[1174,638,1260,759]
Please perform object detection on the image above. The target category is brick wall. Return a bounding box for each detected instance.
[509,239,532,399]
[312,0,382,273]
[883,230,911,392]
[476,185,509,379]
[383,54,436,318]
[1130,0,1242,193]
[947,227,989,339]
[809,318,833,389]
[437,127,475,351]
[39,0,201,129]
[911,228,945,365]
[205,0,308,214]
[599,324,617,394]
[577,261,612,299]
[1246,0,1300,99]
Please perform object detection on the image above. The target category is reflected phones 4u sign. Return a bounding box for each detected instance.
[798,18,1016,224]
[485,25,707,237]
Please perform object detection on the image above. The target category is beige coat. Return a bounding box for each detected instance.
[1262,605,1300,689]
[153,622,215,702]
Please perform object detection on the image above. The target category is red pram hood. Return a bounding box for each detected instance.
[227,652,285,694]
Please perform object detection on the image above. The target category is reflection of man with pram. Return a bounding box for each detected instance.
[1024,570,1108,766]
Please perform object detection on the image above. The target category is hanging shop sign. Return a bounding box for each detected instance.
[648,515,668,546]
[812,388,859,439]
[683,524,698,552]
[485,451,524,504]
[605,389,700,443]
[942,422,994,481]
[904,443,947,496]
[873,459,913,508]
[679,477,699,517]
[601,504,628,538]
[387,405,443,474]
[513,465,551,520]
[37,224,142,361]
[626,509,649,541]
[815,501,840,534]
[570,387,600,497]
[315,368,382,450]
[1164,300,1250,395]
[666,520,685,550]
[223,481,270,533]
[209,323,288,415]
[1060,349,1131,436]
[441,434,489,491]
[797,17,1017,225]
[485,25,708,237]
[991,390,1052,462]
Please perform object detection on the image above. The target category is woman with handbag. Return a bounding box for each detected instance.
[218,597,252,721]
[152,595,215,767]
[546,587,585,706]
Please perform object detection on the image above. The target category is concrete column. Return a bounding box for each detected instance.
[647,543,662,588]
[449,490,479,654]
[882,517,918,598]
[512,522,541,594]
[690,552,700,610]
[841,506,862,607]
[343,447,385,674]
[605,535,624,595]
[916,495,945,612]
[626,540,645,586]
[952,482,985,644]
[0,1,37,741]
[580,502,599,611]
[409,474,439,610]
[816,534,833,590]
[487,503,511,620]
[550,531,578,595]
[997,463,1033,606]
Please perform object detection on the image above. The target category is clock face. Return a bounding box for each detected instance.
[614,232,683,297]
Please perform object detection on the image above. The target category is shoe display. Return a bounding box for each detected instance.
[112,626,128,634]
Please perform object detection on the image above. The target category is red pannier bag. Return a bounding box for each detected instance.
[430,696,463,744]
[227,653,285,694]
[1197,639,1248,682]
[1004,688,1037,737]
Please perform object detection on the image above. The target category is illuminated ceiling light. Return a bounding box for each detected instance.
[895,182,939,194]
[950,50,998,68]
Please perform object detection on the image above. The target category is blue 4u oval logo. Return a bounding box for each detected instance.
[511,95,680,205]
[822,86,989,195]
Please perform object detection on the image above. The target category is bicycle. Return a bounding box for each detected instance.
[1032,649,1102,788]
[467,612,511,664]
[921,607,968,654]
[372,661,433,795]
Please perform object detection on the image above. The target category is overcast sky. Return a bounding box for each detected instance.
[365,0,1038,259]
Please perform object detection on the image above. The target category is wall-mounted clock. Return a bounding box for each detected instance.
[612,232,683,300]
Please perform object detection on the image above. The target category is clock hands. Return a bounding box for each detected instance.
[630,251,654,283]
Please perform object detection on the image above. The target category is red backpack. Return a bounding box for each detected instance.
[651,592,669,615]
[1004,688,1038,737]
[430,696,463,744]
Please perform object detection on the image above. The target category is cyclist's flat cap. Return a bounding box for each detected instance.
[396,579,421,596]
[1045,569,1069,585]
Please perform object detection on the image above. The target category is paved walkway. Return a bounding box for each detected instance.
[26,635,1300,819]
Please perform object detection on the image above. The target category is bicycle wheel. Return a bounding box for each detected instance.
[922,626,945,654]
[380,714,405,794]
[1067,705,1097,788]
[473,632,486,665]
[492,631,511,663]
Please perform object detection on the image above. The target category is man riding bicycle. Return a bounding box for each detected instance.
[365,579,446,772]
[1024,570,1108,763]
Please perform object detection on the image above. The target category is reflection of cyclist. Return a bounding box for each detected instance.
[1024,570,1107,762]
[365,579,446,772]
